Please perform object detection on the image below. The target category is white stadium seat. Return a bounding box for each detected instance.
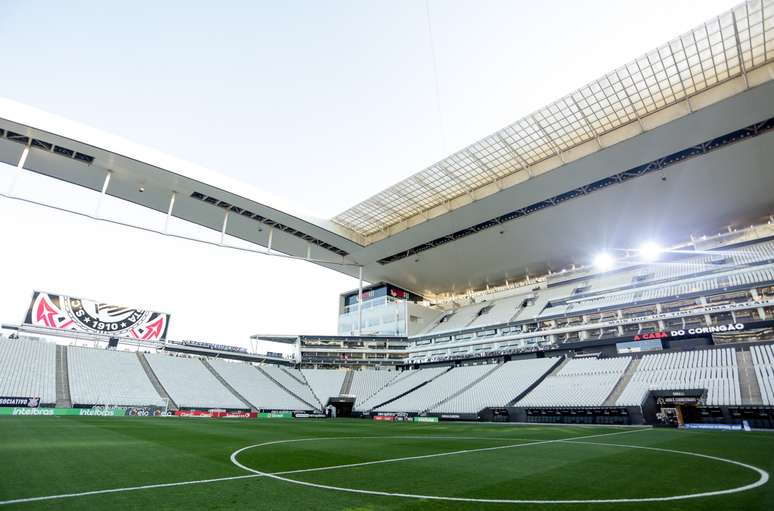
[68,347,164,407]
[616,348,741,406]
[209,359,312,410]
[517,357,630,407]
[144,353,245,409]
[0,337,56,404]
[432,358,557,413]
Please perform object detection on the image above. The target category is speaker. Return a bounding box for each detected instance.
[107,337,119,349]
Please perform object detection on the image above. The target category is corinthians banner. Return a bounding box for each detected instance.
[24,291,170,341]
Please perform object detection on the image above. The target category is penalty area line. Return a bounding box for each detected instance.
[0,474,263,506]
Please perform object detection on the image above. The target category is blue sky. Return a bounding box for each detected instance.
[0,0,737,348]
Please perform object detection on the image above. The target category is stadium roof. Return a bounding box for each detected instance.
[1,0,774,297]
[334,0,774,242]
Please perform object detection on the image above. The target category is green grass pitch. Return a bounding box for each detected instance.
[0,417,772,510]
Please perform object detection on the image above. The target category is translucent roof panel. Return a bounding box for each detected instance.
[333,0,774,238]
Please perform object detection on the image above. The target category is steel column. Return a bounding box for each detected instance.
[164,192,176,233]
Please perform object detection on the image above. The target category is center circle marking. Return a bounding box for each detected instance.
[229,435,769,504]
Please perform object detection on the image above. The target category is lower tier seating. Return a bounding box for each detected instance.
[517,357,630,407]
[376,364,492,413]
[209,360,311,410]
[432,358,557,413]
[302,369,347,405]
[0,337,56,405]
[68,347,164,407]
[616,348,741,406]
[750,345,774,406]
[144,354,245,409]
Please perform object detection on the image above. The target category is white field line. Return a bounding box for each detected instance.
[256,428,649,477]
[230,429,769,504]
[0,434,547,506]
[0,474,262,506]
[8,427,766,506]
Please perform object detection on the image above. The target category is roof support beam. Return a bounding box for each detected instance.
[533,118,566,163]
[220,209,229,245]
[465,149,502,189]
[569,95,602,148]
[667,43,692,112]
[614,68,646,132]
[357,265,363,336]
[7,138,31,196]
[164,191,176,234]
[732,10,750,88]
[495,133,532,176]
[94,170,111,218]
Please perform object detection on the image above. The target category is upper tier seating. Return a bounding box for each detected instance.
[517,357,630,407]
[0,337,56,404]
[424,303,489,334]
[209,359,310,410]
[544,266,774,318]
[260,365,320,407]
[302,369,346,405]
[432,357,557,413]
[355,366,448,410]
[415,240,774,332]
[466,294,529,329]
[748,345,774,406]
[144,354,245,409]
[349,370,397,408]
[616,348,741,406]
[376,364,492,413]
[68,347,164,407]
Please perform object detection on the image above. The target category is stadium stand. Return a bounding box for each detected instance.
[424,303,489,334]
[750,345,774,406]
[517,357,631,407]
[259,365,320,407]
[616,348,742,406]
[67,347,164,407]
[407,238,774,365]
[465,294,529,328]
[431,358,558,414]
[349,369,398,409]
[143,354,246,409]
[302,369,346,405]
[355,366,448,410]
[0,337,56,405]
[375,364,494,413]
[208,359,312,410]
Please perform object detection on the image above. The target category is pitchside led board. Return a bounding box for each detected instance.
[24,291,170,341]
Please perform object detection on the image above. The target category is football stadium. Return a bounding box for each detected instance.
[2,1,774,509]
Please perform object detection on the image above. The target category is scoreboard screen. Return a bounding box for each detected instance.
[616,338,663,354]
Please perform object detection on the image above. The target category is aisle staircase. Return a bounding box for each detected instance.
[421,363,503,414]
[370,366,453,410]
[255,366,319,410]
[137,353,177,410]
[202,360,256,411]
[339,369,354,395]
[508,356,566,406]
[55,345,72,408]
[603,357,640,406]
[737,349,763,405]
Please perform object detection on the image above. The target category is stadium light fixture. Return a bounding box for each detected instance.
[639,241,663,262]
[593,252,615,271]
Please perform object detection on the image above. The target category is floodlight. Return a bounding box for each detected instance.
[639,241,663,262]
[593,252,614,271]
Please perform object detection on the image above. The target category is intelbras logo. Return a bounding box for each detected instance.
[11,408,54,416]
[78,409,119,416]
